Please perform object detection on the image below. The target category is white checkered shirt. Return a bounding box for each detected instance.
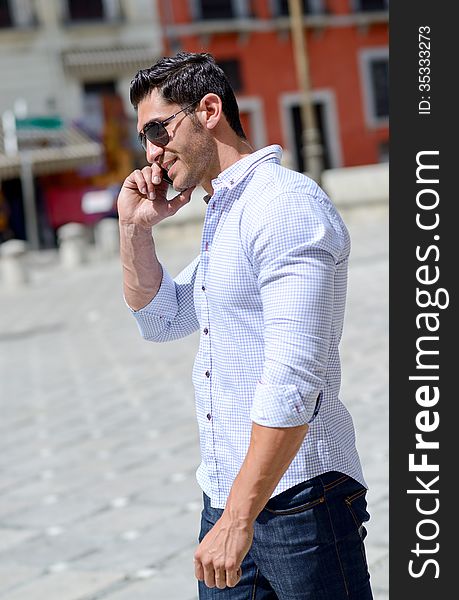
[130,145,366,508]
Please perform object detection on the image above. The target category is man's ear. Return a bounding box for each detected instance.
[199,93,222,131]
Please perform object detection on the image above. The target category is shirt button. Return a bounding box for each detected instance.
[203,328,209,335]
[202,285,206,291]
[206,413,212,420]
[205,370,210,378]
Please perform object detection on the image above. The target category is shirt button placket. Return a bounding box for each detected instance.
[200,194,219,469]
[205,366,212,422]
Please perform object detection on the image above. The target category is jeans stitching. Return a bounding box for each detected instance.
[321,478,350,598]
[251,567,259,600]
[345,488,367,505]
[323,474,350,491]
[344,490,371,574]
[263,495,325,516]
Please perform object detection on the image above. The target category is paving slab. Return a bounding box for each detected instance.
[0,204,388,598]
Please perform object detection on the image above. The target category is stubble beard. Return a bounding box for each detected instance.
[173,121,216,192]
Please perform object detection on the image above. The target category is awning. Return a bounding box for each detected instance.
[62,45,157,78]
[0,127,102,180]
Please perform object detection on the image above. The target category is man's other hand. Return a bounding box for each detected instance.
[194,513,254,589]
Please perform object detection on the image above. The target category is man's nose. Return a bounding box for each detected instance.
[146,139,164,163]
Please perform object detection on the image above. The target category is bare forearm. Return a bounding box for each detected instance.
[194,423,308,589]
[225,422,309,524]
[117,164,194,310]
[119,223,163,311]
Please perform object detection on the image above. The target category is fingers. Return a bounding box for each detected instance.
[131,168,149,198]
[194,557,242,590]
[125,164,191,213]
[214,566,226,589]
[202,560,216,589]
[226,566,242,588]
[130,166,166,201]
[194,558,204,582]
[194,556,216,588]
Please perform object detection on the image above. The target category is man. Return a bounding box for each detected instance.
[118,51,373,599]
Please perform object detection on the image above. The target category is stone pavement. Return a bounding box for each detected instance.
[0,202,388,600]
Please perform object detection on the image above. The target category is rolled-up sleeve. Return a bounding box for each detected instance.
[128,255,200,342]
[245,192,344,427]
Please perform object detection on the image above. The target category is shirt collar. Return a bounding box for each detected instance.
[211,145,283,193]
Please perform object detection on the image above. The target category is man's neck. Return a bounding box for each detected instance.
[202,137,253,196]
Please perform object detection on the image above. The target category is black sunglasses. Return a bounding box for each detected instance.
[138,100,200,150]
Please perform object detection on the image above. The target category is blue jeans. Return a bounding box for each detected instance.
[198,471,373,599]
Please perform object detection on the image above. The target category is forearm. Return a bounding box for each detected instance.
[225,422,309,524]
[119,223,163,311]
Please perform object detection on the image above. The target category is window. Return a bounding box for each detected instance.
[67,0,104,21]
[83,81,117,95]
[199,0,235,19]
[276,0,324,16]
[282,91,342,172]
[64,0,122,23]
[81,81,117,140]
[370,59,389,118]
[291,102,331,172]
[354,0,388,12]
[360,49,389,126]
[0,0,12,27]
[218,59,243,92]
[192,0,250,20]
[0,0,35,28]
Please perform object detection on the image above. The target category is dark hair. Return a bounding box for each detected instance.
[130,52,246,139]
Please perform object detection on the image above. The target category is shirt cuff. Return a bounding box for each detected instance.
[125,269,178,340]
[250,382,322,427]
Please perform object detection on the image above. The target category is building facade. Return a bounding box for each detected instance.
[1,0,389,247]
[0,0,162,246]
[158,0,389,171]
[0,0,161,124]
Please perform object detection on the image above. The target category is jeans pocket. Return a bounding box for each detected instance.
[264,494,325,515]
[344,488,370,528]
[343,489,371,577]
[264,479,326,515]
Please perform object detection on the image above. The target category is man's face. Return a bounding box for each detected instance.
[136,89,215,192]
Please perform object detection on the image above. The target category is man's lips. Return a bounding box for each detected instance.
[162,158,177,172]
[164,159,180,182]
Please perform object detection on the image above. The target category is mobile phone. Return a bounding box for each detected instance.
[161,168,173,185]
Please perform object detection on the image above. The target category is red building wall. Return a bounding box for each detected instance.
[157,0,388,168]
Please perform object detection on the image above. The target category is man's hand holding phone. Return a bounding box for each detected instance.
[117,163,194,230]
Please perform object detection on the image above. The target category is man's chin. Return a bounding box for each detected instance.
[172,177,197,194]
[172,183,188,193]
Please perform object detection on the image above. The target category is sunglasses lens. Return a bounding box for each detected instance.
[145,122,169,147]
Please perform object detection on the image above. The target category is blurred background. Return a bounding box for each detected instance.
[0,1,388,599]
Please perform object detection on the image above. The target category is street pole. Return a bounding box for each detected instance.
[20,152,40,251]
[3,106,40,250]
[288,0,323,183]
